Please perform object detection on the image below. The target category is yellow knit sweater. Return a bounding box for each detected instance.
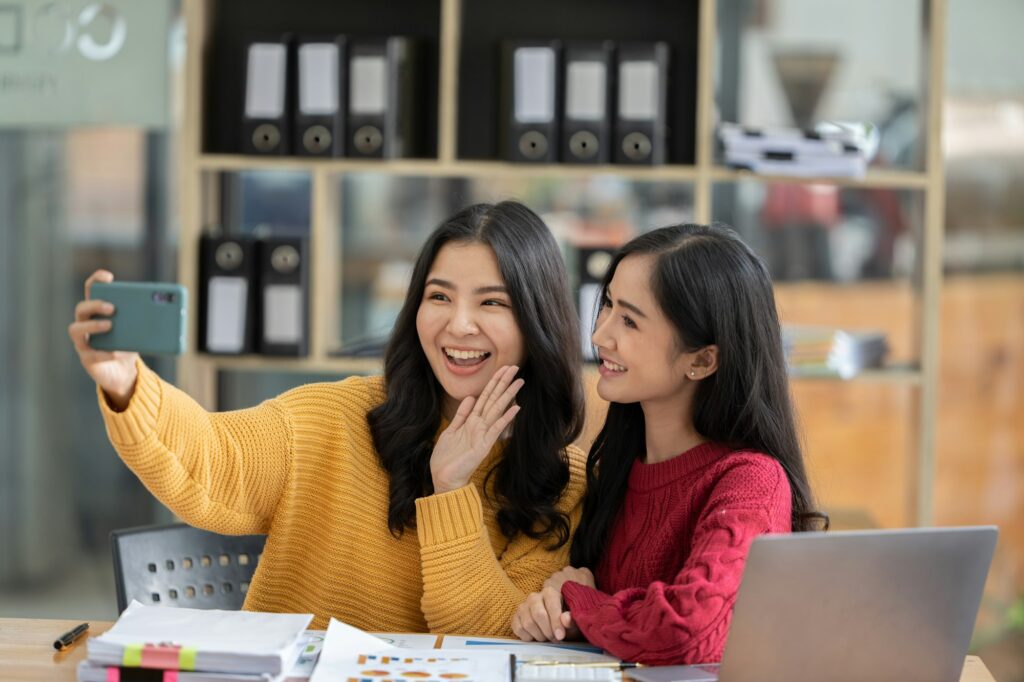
[99,361,586,633]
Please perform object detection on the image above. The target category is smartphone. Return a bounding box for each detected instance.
[90,281,188,355]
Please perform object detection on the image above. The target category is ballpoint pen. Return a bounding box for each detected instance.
[53,622,90,651]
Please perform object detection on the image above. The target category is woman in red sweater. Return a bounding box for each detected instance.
[512,223,826,665]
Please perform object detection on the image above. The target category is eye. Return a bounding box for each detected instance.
[622,315,638,329]
[483,298,509,307]
[426,291,449,302]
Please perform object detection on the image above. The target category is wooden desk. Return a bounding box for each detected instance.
[0,618,999,681]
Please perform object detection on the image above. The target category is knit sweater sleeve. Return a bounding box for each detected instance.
[561,457,792,665]
[415,447,587,637]
[97,359,294,535]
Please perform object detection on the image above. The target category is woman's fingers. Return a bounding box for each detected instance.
[485,405,520,444]
[472,365,511,419]
[482,376,524,426]
[68,319,112,351]
[447,395,476,430]
[84,269,114,299]
[541,587,566,640]
[75,299,113,323]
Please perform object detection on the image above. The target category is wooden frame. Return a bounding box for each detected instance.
[176,0,946,525]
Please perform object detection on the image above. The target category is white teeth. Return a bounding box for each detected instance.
[445,348,489,360]
[603,359,626,372]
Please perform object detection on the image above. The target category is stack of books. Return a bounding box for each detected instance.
[782,325,889,379]
[719,121,879,178]
[77,601,313,682]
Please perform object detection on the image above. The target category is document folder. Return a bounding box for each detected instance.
[614,42,669,165]
[294,36,346,157]
[562,41,614,164]
[346,37,422,159]
[257,236,309,356]
[242,38,294,155]
[199,235,257,355]
[502,40,561,162]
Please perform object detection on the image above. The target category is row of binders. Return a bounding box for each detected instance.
[243,35,423,158]
[199,234,309,356]
[503,40,670,164]
[719,121,880,178]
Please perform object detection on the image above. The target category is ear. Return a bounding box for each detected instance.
[688,345,719,380]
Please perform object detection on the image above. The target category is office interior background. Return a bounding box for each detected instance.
[1,0,1022,679]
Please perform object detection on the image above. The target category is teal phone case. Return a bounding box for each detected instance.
[90,281,188,355]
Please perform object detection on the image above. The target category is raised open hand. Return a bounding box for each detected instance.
[429,365,524,494]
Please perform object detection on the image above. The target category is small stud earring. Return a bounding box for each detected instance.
[690,370,696,377]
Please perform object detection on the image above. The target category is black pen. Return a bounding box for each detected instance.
[53,622,89,651]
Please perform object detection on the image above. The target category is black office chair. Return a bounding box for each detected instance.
[110,523,267,613]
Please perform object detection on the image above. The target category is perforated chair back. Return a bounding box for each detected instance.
[110,523,266,613]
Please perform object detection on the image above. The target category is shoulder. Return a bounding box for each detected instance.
[271,375,387,419]
[705,450,790,507]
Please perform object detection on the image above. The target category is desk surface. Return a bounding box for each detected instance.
[0,617,999,682]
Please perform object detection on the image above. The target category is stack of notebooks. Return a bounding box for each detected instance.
[77,601,313,682]
[719,121,879,178]
[783,325,889,379]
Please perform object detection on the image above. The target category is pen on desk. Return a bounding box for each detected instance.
[53,622,89,651]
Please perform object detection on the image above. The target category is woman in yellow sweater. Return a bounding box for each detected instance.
[67,201,587,634]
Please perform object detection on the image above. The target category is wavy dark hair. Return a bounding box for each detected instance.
[571,223,828,569]
[367,201,585,547]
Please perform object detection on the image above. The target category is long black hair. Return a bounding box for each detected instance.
[571,223,827,569]
[367,201,585,547]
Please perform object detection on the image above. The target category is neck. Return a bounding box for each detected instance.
[641,390,704,464]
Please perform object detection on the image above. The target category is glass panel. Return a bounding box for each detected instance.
[333,174,694,353]
[221,171,312,237]
[716,0,926,170]
[713,180,923,368]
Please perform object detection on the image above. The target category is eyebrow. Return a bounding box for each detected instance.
[425,278,509,296]
[606,287,648,319]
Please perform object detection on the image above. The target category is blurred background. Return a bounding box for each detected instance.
[1,0,1022,679]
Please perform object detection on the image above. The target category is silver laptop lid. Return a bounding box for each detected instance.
[718,526,997,682]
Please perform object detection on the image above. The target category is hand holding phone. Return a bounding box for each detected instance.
[68,271,187,410]
[89,280,187,355]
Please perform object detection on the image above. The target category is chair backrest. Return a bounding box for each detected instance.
[110,523,267,613]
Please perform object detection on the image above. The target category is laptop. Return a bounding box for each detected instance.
[628,526,998,682]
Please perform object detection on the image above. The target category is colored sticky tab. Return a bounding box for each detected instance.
[141,643,182,670]
[163,671,179,682]
[106,666,121,682]
[122,643,143,667]
[178,647,197,671]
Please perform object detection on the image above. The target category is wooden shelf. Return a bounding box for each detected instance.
[709,166,930,191]
[196,154,703,182]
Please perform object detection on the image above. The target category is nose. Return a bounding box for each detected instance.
[448,302,479,336]
[591,307,613,350]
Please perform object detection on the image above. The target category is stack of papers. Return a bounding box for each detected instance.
[783,325,889,379]
[77,601,312,682]
[719,121,879,178]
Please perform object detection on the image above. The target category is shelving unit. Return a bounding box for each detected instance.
[176,0,946,525]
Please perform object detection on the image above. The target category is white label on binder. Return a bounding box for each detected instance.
[245,43,287,118]
[207,277,248,353]
[567,61,606,121]
[619,61,659,120]
[514,47,555,123]
[350,55,387,115]
[263,284,303,344]
[299,43,339,115]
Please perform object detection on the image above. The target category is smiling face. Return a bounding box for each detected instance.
[416,241,526,418]
[591,253,694,407]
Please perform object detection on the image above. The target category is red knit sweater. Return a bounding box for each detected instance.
[561,442,792,666]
